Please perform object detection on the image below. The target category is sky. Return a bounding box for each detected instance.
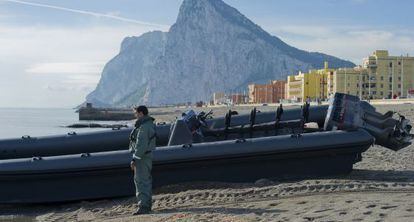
[0,0,413,108]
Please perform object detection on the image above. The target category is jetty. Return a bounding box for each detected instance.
[78,103,135,121]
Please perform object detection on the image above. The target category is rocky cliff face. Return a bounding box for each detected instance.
[86,31,167,107]
[86,0,354,107]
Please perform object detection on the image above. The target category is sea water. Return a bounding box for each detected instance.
[0,108,133,139]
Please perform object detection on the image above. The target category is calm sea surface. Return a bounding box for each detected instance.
[0,108,133,139]
[0,108,134,221]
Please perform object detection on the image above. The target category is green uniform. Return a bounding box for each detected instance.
[129,115,156,210]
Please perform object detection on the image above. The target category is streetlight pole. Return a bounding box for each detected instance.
[392,61,395,99]
[401,55,404,98]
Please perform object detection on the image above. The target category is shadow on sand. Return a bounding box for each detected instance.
[346,169,414,182]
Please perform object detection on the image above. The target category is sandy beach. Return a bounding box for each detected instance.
[1,103,414,222]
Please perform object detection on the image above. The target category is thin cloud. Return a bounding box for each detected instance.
[261,22,414,64]
[26,62,105,74]
[2,0,168,28]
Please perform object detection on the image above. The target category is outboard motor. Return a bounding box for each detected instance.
[324,93,413,151]
[168,110,213,146]
[181,110,203,134]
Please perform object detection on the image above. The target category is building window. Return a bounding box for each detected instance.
[380,84,384,88]
[389,77,392,83]
[389,62,393,67]
[362,91,365,95]
[398,77,401,81]
[357,83,359,87]
[380,91,383,96]
[373,91,377,95]
[398,61,401,65]
[380,76,384,81]
[398,84,401,88]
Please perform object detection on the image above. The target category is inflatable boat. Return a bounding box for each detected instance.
[0,105,327,160]
[0,93,411,203]
[0,129,373,203]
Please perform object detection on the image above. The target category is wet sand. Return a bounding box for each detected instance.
[1,103,414,222]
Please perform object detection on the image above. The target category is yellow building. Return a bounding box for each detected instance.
[330,67,368,99]
[363,50,414,99]
[326,50,414,100]
[285,50,414,102]
[286,62,333,102]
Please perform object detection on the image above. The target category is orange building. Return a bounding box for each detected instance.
[248,80,286,104]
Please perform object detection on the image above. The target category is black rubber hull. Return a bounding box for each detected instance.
[0,106,328,160]
[210,105,328,129]
[0,129,373,204]
[0,124,171,160]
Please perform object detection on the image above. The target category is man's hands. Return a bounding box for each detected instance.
[130,160,136,171]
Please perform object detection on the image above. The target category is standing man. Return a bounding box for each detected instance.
[129,105,156,215]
